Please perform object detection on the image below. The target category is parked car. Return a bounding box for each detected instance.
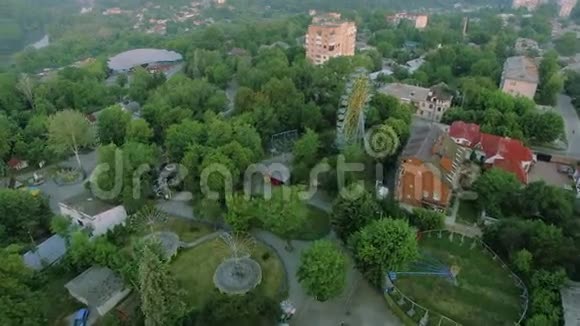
[558,164,574,175]
[73,308,90,326]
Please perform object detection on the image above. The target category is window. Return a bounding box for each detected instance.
[323,45,327,49]
[422,191,429,198]
[429,104,434,109]
[433,192,440,201]
[329,45,335,51]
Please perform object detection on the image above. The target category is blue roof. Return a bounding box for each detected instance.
[23,234,67,270]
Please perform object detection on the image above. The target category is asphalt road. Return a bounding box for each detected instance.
[555,94,580,155]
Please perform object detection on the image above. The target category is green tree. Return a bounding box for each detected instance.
[350,218,419,286]
[0,245,44,325]
[116,74,128,88]
[331,187,381,242]
[164,120,205,162]
[292,128,320,182]
[97,105,132,146]
[554,32,580,56]
[473,168,521,218]
[0,189,51,245]
[126,118,153,143]
[138,241,186,326]
[511,248,533,275]
[297,240,347,301]
[225,194,257,232]
[259,186,308,240]
[520,111,564,144]
[536,52,563,106]
[47,110,94,169]
[195,291,280,326]
[384,117,410,143]
[410,208,445,231]
[50,215,72,237]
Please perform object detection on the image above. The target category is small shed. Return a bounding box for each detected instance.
[65,266,131,316]
[22,234,67,270]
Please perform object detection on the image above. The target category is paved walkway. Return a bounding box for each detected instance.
[253,230,401,326]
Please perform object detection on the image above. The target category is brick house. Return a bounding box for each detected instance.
[395,124,465,210]
[448,121,536,183]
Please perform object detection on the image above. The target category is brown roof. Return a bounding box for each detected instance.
[502,56,539,83]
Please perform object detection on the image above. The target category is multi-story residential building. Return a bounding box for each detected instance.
[558,0,578,17]
[500,56,539,100]
[378,83,453,122]
[396,124,465,210]
[387,12,429,29]
[449,121,536,183]
[512,0,540,10]
[305,13,356,65]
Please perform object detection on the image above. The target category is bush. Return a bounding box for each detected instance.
[409,208,445,231]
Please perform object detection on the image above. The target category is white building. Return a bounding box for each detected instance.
[59,192,127,236]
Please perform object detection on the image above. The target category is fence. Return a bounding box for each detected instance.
[384,229,529,326]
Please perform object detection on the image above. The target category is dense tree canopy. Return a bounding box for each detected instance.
[350,218,418,286]
[0,189,51,245]
[297,240,347,301]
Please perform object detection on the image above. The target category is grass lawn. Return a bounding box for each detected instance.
[289,207,331,240]
[170,238,285,310]
[393,232,522,326]
[148,217,213,243]
[456,200,480,225]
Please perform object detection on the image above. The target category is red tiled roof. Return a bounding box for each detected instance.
[493,158,528,184]
[448,121,481,146]
[480,133,533,162]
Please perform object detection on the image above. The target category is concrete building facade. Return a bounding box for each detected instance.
[378,83,453,122]
[500,56,539,99]
[558,0,578,17]
[305,13,356,65]
[387,13,429,29]
[59,192,128,236]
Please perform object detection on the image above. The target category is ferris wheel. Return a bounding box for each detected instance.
[336,70,373,149]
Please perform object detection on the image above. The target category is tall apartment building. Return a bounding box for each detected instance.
[387,12,429,29]
[512,0,540,10]
[558,0,578,17]
[305,13,356,65]
[500,56,539,100]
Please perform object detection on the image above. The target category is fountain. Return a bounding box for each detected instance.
[213,232,262,295]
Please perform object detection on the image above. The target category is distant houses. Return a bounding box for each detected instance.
[387,12,429,29]
[378,83,453,122]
